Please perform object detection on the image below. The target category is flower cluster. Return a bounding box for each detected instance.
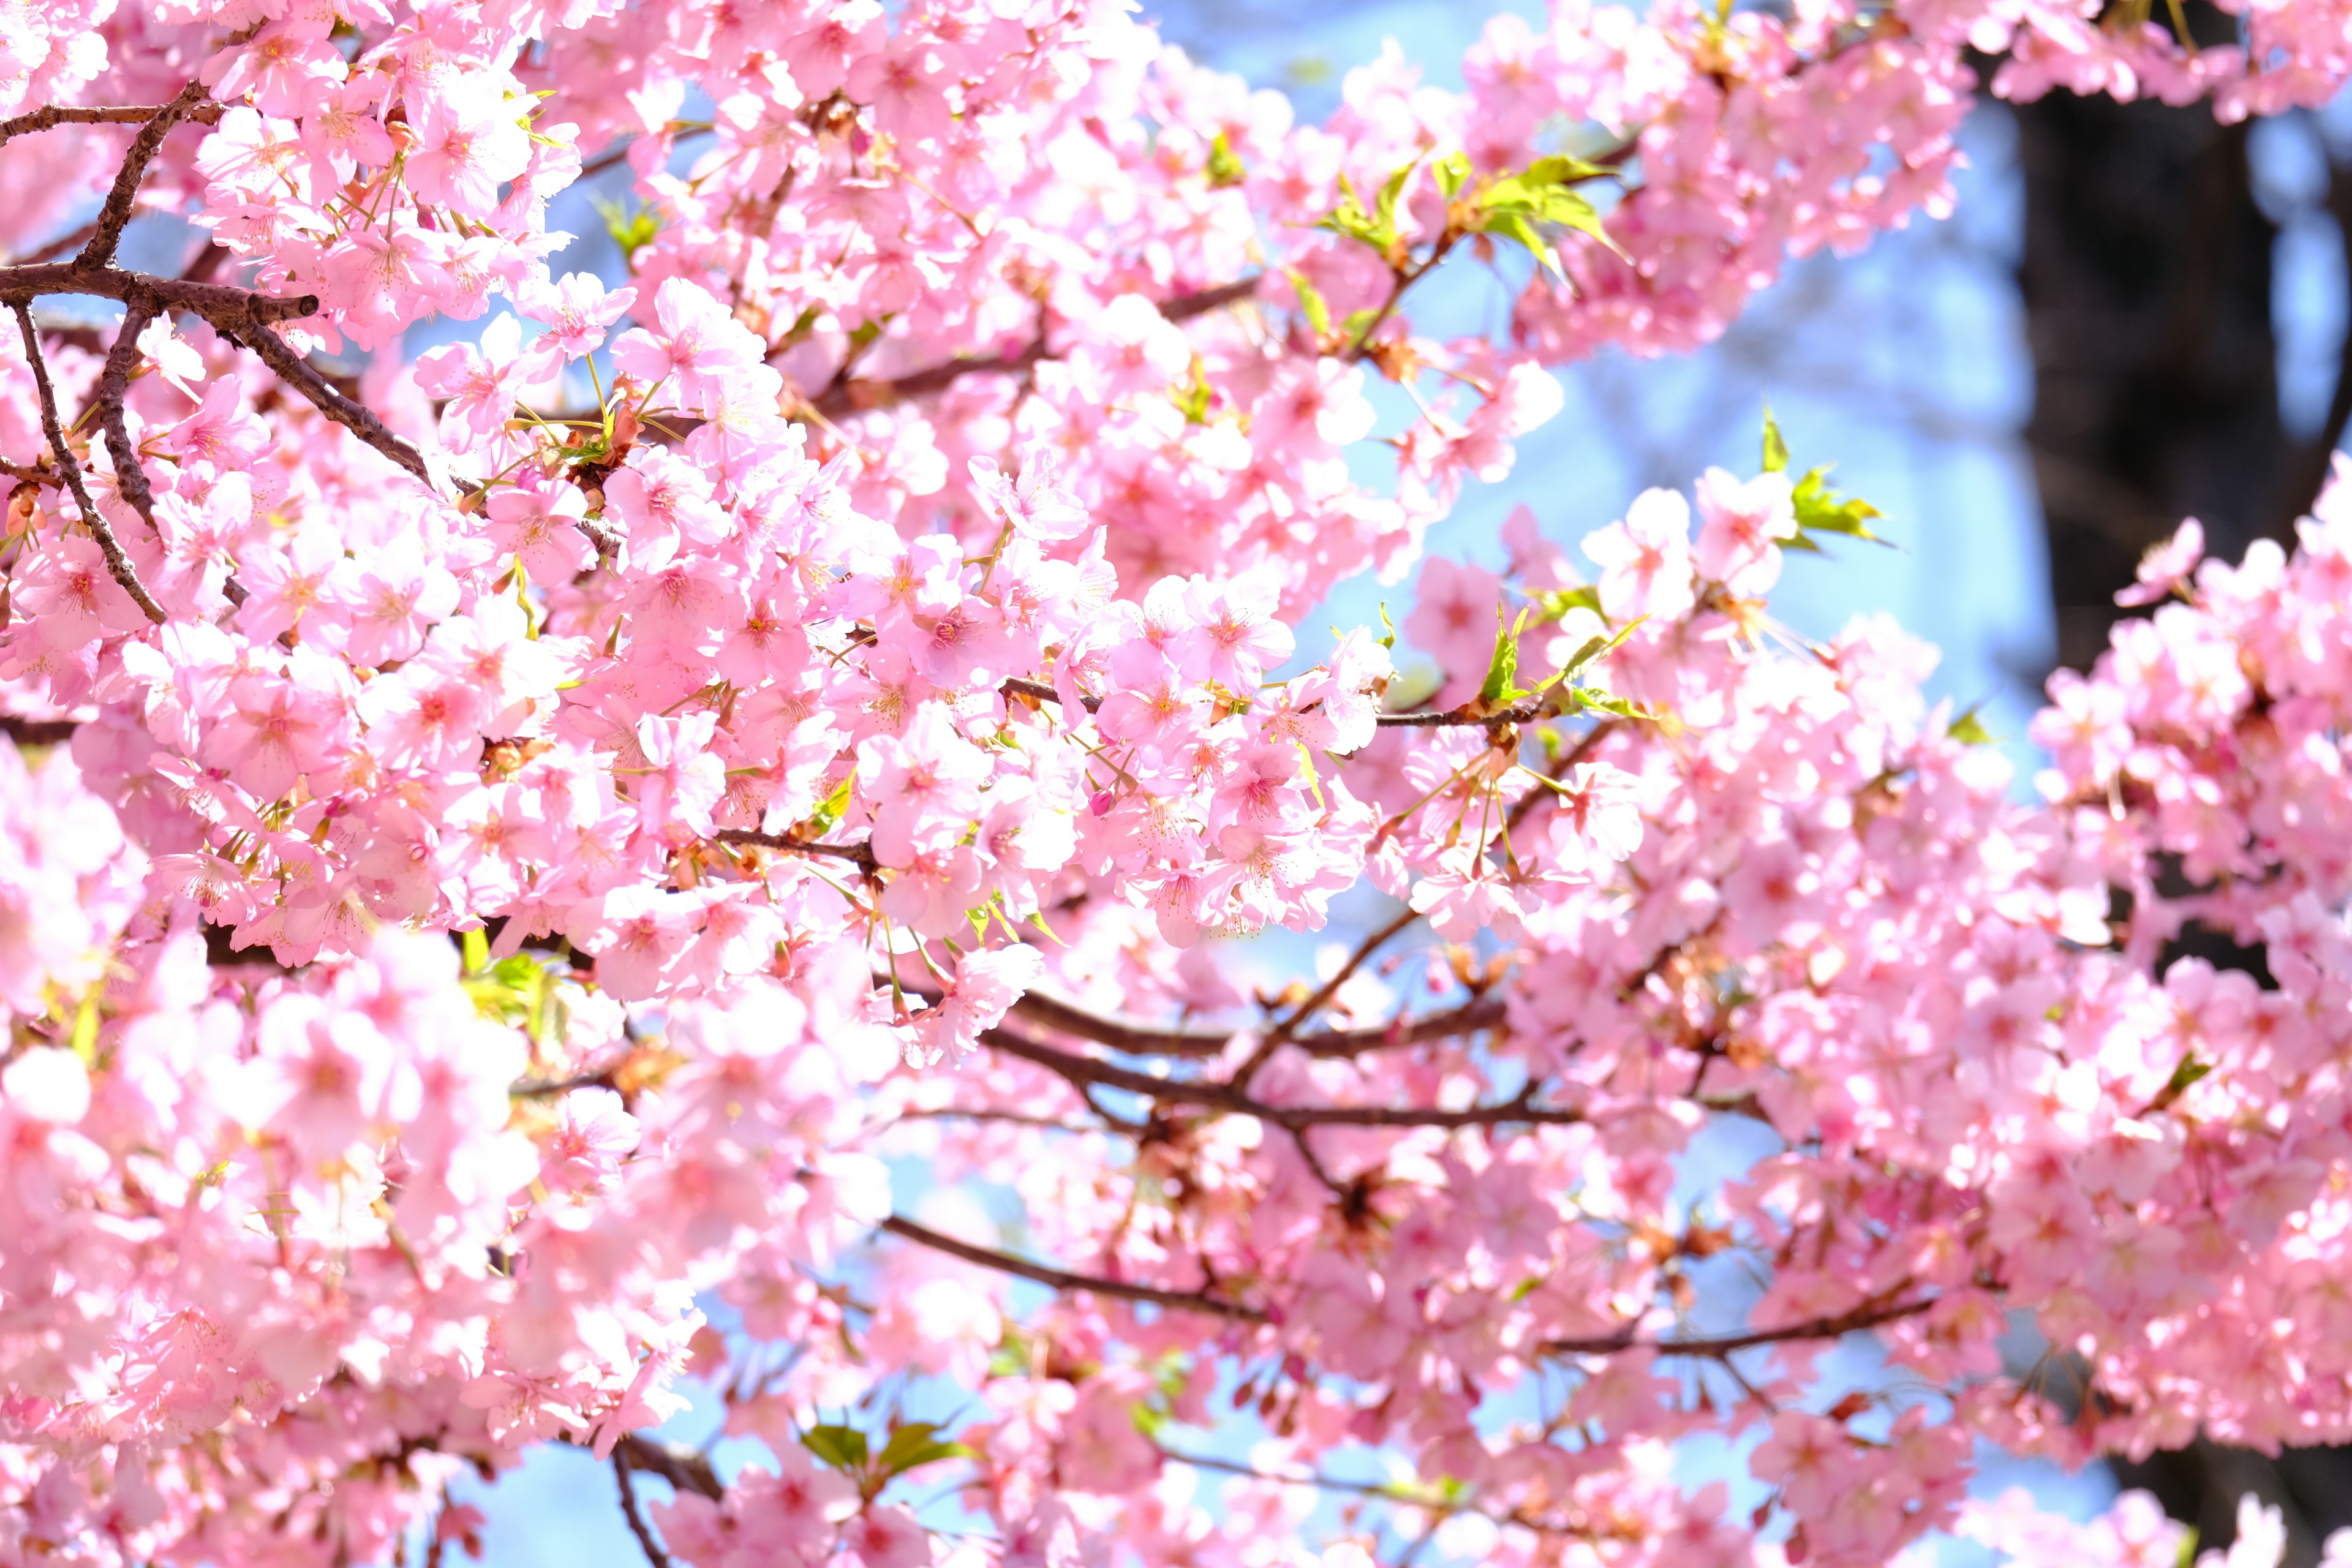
[10,1,2352,1567]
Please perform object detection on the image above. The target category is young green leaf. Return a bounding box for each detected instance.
[1433,149,1474,199]
[1287,269,1332,341]
[1761,405,1789,474]
[1947,704,1997,746]
[1206,129,1246,189]
[801,1423,870,1473]
[1478,605,1532,709]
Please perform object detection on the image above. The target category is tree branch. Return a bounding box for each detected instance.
[0,262,317,329]
[1539,1292,1937,1360]
[612,1434,725,1501]
[612,1449,673,1568]
[1006,992,1507,1063]
[880,1215,1269,1322]
[240,322,439,490]
[0,99,224,151]
[78,82,214,271]
[10,301,166,622]
[807,276,1264,418]
[0,715,80,746]
[96,300,159,532]
[710,828,878,871]
[981,1017,1585,1130]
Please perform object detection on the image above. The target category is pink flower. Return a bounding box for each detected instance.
[404,87,531,217]
[1582,487,1696,622]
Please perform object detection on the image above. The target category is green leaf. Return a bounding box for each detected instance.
[2163,1054,2213,1099]
[1761,405,1789,474]
[1206,129,1246,189]
[461,927,490,975]
[1178,353,1213,424]
[1374,159,1416,239]
[1947,704,1997,746]
[592,195,661,263]
[809,774,854,835]
[1523,154,1610,186]
[873,1422,975,1480]
[1314,175,1389,251]
[1559,614,1647,685]
[802,1423,870,1474]
[1477,605,1531,709]
[1479,208,1561,281]
[1790,466,1888,546]
[1377,602,1397,650]
[1338,306,1382,342]
[1433,149,1474,199]
[1287,270,1332,341]
[1529,584,1602,622]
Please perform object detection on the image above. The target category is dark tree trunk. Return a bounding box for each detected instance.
[2013,62,2352,1567]
[2015,90,2290,670]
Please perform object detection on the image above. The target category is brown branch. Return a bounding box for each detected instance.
[1244,904,1422,1081]
[0,262,317,330]
[10,301,166,623]
[1001,674,1099,712]
[0,99,224,151]
[612,1434,725,1501]
[981,1019,1581,1129]
[0,715,79,745]
[1540,1292,1937,1360]
[78,82,214,271]
[880,1215,1268,1322]
[241,322,439,489]
[808,276,1264,419]
[611,1449,672,1568]
[710,828,878,871]
[1008,992,1506,1063]
[96,300,159,532]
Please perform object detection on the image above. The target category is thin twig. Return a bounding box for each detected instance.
[880,1215,1268,1322]
[612,1449,673,1568]
[241,322,439,489]
[710,828,878,871]
[11,301,165,622]
[1007,992,1507,1063]
[1539,1292,1937,1360]
[982,1021,1580,1129]
[612,1434,725,1501]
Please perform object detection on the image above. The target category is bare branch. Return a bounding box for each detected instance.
[613,1434,725,1501]
[612,1450,672,1568]
[10,301,166,623]
[807,276,1264,419]
[710,828,878,872]
[1006,992,1507,1063]
[241,322,439,491]
[881,1215,1269,1322]
[1540,1292,1937,1360]
[0,99,225,151]
[0,715,80,746]
[96,301,159,532]
[78,82,214,271]
[980,1019,1583,1129]
[0,263,318,330]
